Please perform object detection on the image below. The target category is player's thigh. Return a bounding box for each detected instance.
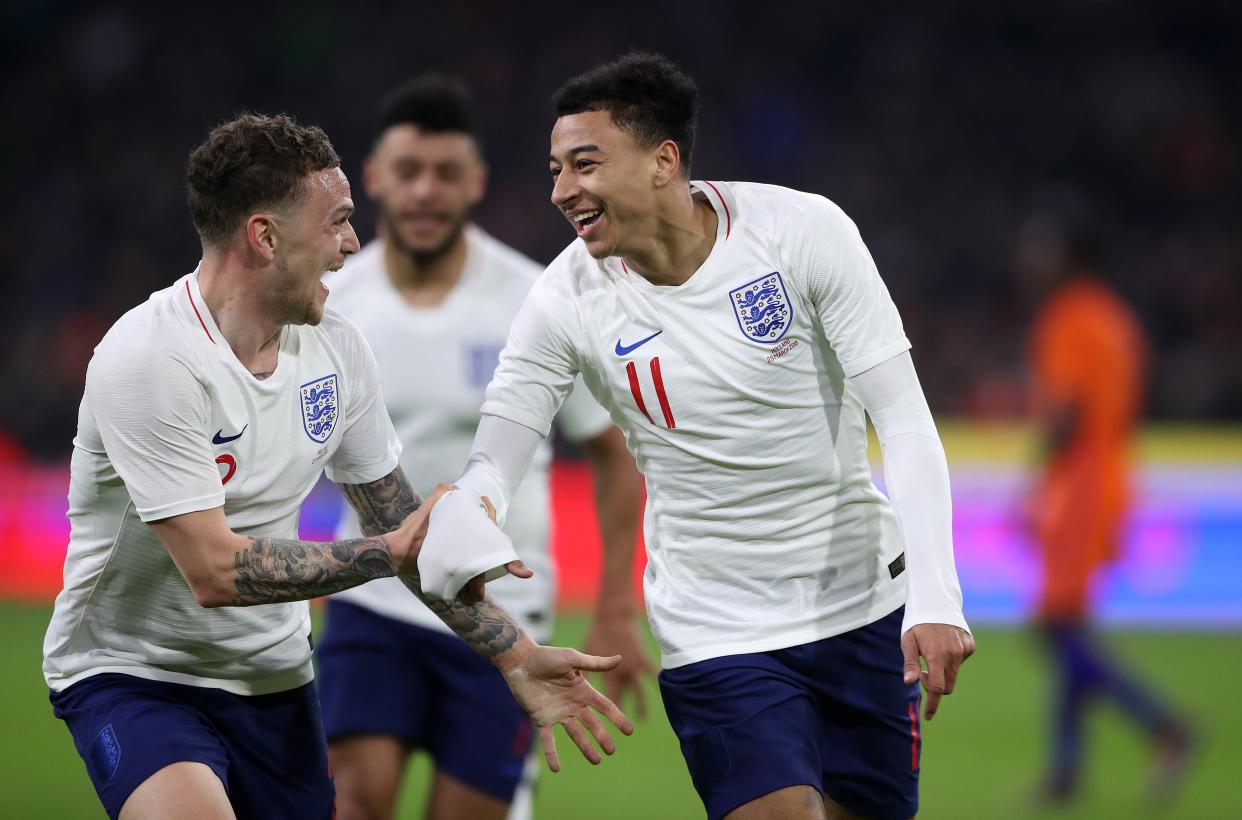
[316,600,434,747]
[426,631,535,806]
[426,770,512,820]
[801,609,920,820]
[119,762,233,820]
[723,785,827,820]
[49,673,232,820]
[329,735,410,820]
[658,654,823,820]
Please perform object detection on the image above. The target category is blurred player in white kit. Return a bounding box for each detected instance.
[315,76,649,820]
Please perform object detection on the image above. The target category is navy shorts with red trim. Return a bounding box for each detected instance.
[50,673,334,819]
[316,600,534,802]
[658,606,921,820]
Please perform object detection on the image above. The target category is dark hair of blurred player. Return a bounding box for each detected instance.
[366,75,486,281]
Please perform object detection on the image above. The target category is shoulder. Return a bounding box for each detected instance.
[540,240,606,297]
[90,279,205,388]
[700,181,843,233]
[757,183,855,239]
[466,225,546,302]
[469,226,545,280]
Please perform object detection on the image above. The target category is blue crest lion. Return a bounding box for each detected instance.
[728,272,792,344]
[300,374,339,444]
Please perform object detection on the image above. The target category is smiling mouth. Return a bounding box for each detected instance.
[572,209,603,236]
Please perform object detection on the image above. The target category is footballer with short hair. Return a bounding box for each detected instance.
[426,52,974,820]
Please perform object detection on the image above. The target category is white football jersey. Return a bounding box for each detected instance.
[481,181,912,668]
[43,271,401,695]
[325,227,611,643]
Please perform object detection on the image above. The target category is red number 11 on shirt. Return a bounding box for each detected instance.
[626,357,676,429]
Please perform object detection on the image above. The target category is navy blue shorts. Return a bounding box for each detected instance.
[49,673,333,820]
[658,607,921,820]
[316,600,534,801]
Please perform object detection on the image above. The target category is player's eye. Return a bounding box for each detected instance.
[549,166,561,178]
[575,160,595,171]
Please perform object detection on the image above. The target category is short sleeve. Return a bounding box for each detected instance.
[479,276,581,438]
[86,342,225,522]
[786,196,911,377]
[324,326,401,485]
[554,375,612,443]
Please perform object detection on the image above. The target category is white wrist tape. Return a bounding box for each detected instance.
[417,489,519,600]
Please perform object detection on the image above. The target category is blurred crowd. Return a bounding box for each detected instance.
[2,1,1238,459]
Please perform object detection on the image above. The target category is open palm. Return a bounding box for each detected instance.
[504,646,635,772]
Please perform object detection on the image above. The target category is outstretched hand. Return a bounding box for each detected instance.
[901,623,975,721]
[502,646,635,772]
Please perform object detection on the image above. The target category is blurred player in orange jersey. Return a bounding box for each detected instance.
[1025,234,1193,804]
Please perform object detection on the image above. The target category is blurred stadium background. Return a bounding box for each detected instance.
[2,2,1239,818]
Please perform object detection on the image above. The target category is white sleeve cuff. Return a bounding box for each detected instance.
[901,608,972,637]
[417,489,519,600]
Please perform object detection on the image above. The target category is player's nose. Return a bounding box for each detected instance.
[342,220,360,255]
[550,170,577,209]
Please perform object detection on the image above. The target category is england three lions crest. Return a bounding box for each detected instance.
[729,272,792,344]
[300,374,338,444]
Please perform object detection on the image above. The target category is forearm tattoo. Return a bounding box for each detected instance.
[343,467,522,661]
[339,467,422,536]
[400,578,523,661]
[232,535,395,605]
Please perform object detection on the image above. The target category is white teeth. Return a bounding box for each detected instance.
[573,209,601,223]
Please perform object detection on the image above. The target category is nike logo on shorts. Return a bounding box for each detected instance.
[615,330,663,356]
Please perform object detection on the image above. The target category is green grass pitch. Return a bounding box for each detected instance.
[3,603,1237,818]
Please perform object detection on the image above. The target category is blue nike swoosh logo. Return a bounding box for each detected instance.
[212,425,248,445]
[614,331,663,356]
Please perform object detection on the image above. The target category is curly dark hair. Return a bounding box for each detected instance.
[553,52,699,177]
[186,113,341,247]
[379,74,475,138]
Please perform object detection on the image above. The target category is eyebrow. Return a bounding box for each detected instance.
[548,144,601,163]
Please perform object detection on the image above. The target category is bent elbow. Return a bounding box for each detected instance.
[190,577,232,608]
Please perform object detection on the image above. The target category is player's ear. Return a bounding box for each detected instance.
[652,139,681,189]
[245,213,278,262]
[362,155,381,200]
[469,160,489,207]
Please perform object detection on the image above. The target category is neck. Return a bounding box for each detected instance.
[382,224,468,308]
[197,249,284,369]
[622,190,717,287]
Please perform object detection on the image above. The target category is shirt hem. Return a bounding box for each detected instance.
[136,491,226,523]
[479,403,553,439]
[657,590,905,669]
[325,454,401,486]
[841,337,913,379]
[45,662,315,697]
